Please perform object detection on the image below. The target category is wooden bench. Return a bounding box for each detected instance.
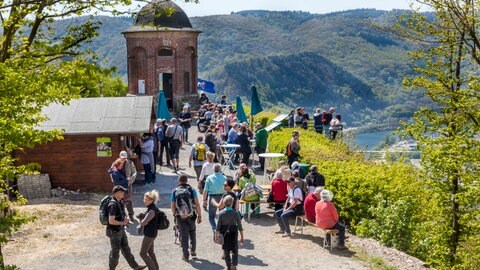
[238,199,284,221]
[294,215,339,250]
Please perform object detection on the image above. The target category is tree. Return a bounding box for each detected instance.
[0,1,136,268]
[400,1,480,268]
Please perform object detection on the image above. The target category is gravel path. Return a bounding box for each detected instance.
[4,128,428,270]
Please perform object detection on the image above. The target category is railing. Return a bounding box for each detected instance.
[356,150,422,161]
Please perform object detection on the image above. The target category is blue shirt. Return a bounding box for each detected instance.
[205,173,226,195]
[170,184,198,202]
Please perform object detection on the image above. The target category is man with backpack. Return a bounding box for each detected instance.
[106,185,146,270]
[170,175,202,262]
[119,151,137,221]
[189,135,210,184]
[286,130,301,166]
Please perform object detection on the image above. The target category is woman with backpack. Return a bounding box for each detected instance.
[137,190,160,270]
[239,166,260,217]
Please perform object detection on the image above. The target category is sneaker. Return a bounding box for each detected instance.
[134,266,147,270]
[274,230,285,234]
[190,251,197,257]
[182,255,189,262]
[230,266,237,270]
[282,232,291,237]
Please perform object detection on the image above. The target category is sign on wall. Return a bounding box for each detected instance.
[96,137,112,157]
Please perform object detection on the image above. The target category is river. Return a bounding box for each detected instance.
[351,129,394,149]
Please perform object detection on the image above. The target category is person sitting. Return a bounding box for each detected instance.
[305,165,325,193]
[239,166,259,216]
[304,187,323,223]
[275,177,304,237]
[270,170,288,211]
[315,190,347,250]
[292,170,308,194]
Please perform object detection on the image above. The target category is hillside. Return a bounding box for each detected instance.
[56,9,431,125]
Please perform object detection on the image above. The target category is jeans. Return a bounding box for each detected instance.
[178,216,197,258]
[183,126,190,142]
[323,125,330,136]
[143,163,153,184]
[223,232,239,268]
[332,222,346,245]
[159,140,170,165]
[140,236,158,270]
[208,194,222,231]
[275,208,303,234]
[109,229,139,270]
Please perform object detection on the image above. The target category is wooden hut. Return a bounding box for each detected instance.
[15,96,154,192]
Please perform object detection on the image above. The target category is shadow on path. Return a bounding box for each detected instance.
[189,258,224,270]
[238,254,268,267]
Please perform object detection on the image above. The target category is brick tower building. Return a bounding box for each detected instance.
[123,0,200,113]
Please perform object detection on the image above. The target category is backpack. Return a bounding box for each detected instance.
[286,141,293,157]
[156,127,165,141]
[174,185,195,220]
[156,209,170,230]
[295,114,303,123]
[194,143,207,161]
[99,195,113,225]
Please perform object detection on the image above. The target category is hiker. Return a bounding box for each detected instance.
[294,107,303,127]
[106,185,146,270]
[305,165,326,193]
[301,107,310,130]
[236,126,252,166]
[288,109,295,128]
[329,114,342,140]
[313,108,324,133]
[239,166,260,216]
[315,190,347,250]
[198,151,216,194]
[119,151,137,220]
[108,159,131,222]
[323,107,335,136]
[212,178,239,211]
[138,133,155,187]
[170,175,202,261]
[275,177,304,237]
[304,187,323,223]
[189,135,210,185]
[203,163,226,231]
[254,122,268,171]
[178,106,192,144]
[215,195,244,270]
[165,118,183,173]
[270,170,288,211]
[158,119,171,166]
[137,190,160,270]
[286,130,301,166]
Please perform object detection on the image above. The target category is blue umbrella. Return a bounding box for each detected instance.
[250,85,263,116]
[157,90,171,120]
[236,96,248,123]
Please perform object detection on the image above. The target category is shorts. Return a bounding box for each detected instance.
[169,139,181,159]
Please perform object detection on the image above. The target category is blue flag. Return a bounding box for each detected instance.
[197,78,215,93]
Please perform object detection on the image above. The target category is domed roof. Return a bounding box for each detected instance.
[135,0,192,29]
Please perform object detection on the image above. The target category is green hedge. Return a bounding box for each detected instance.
[267,128,456,269]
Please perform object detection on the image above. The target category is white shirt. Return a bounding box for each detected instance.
[287,186,303,205]
[199,162,216,181]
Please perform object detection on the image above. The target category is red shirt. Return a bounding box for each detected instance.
[315,200,339,229]
[271,178,287,202]
[303,193,318,223]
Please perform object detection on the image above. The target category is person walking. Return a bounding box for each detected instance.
[170,175,202,261]
[215,195,244,270]
[119,151,137,220]
[178,106,192,144]
[138,133,155,187]
[203,163,226,231]
[107,185,146,270]
[108,159,133,223]
[189,135,210,186]
[198,151,216,194]
[137,190,160,270]
[165,118,184,173]
[158,119,171,166]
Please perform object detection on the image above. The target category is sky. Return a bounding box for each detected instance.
[169,0,419,17]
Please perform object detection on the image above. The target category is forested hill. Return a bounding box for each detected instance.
[61,9,434,125]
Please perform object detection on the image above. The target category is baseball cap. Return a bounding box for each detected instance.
[119,151,128,159]
[112,185,127,193]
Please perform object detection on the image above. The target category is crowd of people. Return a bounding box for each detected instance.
[104,95,348,270]
[289,106,343,140]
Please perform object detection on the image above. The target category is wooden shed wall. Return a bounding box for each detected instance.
[15,134,124,192]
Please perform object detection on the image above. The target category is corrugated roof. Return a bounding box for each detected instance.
[39,96,153,135]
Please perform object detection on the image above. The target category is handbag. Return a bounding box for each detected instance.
[214,215,234,245]
[266,191,274,203]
